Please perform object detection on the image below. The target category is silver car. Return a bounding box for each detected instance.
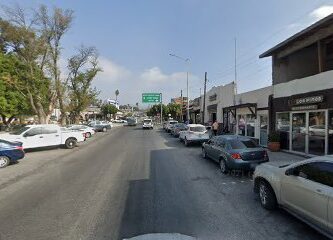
[253,156,333,238]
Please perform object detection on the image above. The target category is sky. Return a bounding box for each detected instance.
[1,0,333,106]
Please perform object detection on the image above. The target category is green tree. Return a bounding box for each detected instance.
[0,53,31,125]
[67,46,101,123]
[167,103,181,119]
[101,104,118,120]
[147,104,168,119]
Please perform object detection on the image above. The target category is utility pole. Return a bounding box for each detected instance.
[202,72,207,124]
[160,93,163,125]
[180,90,183,122]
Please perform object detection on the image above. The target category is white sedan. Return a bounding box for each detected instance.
[67,125,95,138]
[179,124,210,146]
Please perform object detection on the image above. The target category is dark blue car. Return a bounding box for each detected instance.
[202,135,269,173]
[0,139,25,168]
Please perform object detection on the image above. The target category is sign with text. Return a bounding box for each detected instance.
[290,95,324,106]
[142,93,161,103]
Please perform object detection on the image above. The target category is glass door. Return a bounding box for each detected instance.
[291,112,306,153]
[308,111,326,155]
[259,115,268,146]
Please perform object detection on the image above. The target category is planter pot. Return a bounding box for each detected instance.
[268,142,280,152]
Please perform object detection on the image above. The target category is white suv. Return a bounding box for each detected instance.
[253,156,333,238]
[142,119,153,129]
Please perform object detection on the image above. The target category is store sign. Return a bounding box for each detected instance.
[291,95,324,106]
[291,105,318,111]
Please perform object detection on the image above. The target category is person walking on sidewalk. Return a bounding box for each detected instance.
[212,120,219,136]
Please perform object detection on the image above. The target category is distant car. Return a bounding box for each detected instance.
[0,140,25,168]
[142,119,154,129]
[171,123,188,137]
[253,156,333,238]
[67,125,95,138]
[179,124,209,146]
[202,135,269,173]
[0,124,85,149]
[88,121,111,132]
[165,120,178,132]
[127,117,137,126]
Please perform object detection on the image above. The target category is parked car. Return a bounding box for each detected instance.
[88,121,112,132]
[202,135,269,172]
[165,120,178,132]
[142,119,154,129]
[0,140,25,168]
[0,124,85,149]
[179,124,209,146]
[171,123,188,137]
[253,156,333,238]
[67,125,95,138]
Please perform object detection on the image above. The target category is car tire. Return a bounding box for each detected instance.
[102,127,107,132]
[65,138,77,149]
[202,148,207,159]
[219,158,229,174]
[259,181,277,210]
[184,137,189,147]
[0,156,10,168]
[86,132,92,138]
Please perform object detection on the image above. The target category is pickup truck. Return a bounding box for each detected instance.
[0,124,85,149]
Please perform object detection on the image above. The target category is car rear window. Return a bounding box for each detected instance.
[144,120,152,123]
[189,126,206,132]
[229,139,258,149]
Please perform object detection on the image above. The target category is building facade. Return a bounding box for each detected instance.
[260,13,333,155]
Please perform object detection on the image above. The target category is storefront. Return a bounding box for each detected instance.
[272,89,333,156]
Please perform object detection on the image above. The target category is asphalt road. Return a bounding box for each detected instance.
[0,126,328,240]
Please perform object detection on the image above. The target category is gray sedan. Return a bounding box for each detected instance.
[202,135,269,173]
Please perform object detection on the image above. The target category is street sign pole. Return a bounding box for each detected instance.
[160,93,162,125]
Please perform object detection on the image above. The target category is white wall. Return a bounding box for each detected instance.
[235,86,272,108]
[274,70,333,98]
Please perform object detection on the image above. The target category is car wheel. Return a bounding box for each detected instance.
[86,132,92,138]
[0,156,10,168]
[219,159,229,174]
[184,138,189,147]
[102,127,107,132]
[259,181,277,210]
[202,148,207,158]
[65,138,77,149]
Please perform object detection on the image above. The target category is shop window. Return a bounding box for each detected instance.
[246,114,255,137]
[238,115,246,136]
[329,110,333,154]
[276,112,290,150]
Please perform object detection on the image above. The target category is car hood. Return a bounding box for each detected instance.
[124,233,196,240]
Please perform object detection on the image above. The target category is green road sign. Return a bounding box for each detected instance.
[142,93,161,103]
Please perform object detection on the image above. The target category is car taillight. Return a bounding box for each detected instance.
[231,153,242,159]
[15,146,24,151]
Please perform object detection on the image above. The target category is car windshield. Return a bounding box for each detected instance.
[144,120,152,123]
[190,126,206,132]
[229,139,258,149]
[10,126,30,135]
[169,121,177,125]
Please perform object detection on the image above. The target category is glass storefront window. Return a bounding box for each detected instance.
[260,115,268,146]
[291,112,306,153]
[246,114,255,137]
[238,115,246,136]
[276,112,290,150]
[308,111,326,155]
[329,110,333,154]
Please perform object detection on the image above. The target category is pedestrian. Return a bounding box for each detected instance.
[212,120,219,136]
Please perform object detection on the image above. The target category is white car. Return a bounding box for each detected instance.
[166,120,178,132]
[253,156,333,238]
[0,124,85,149]
[142,119,153,129]
[179,124,210,146]
[67,125,95,138]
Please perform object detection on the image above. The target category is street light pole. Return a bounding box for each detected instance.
[169,53,190,122]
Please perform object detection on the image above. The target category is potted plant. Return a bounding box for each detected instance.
[268,131,281,152]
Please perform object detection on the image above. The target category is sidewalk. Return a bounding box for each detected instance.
[267,150,306,166]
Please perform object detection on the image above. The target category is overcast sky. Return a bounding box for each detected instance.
[2,0,333,106]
